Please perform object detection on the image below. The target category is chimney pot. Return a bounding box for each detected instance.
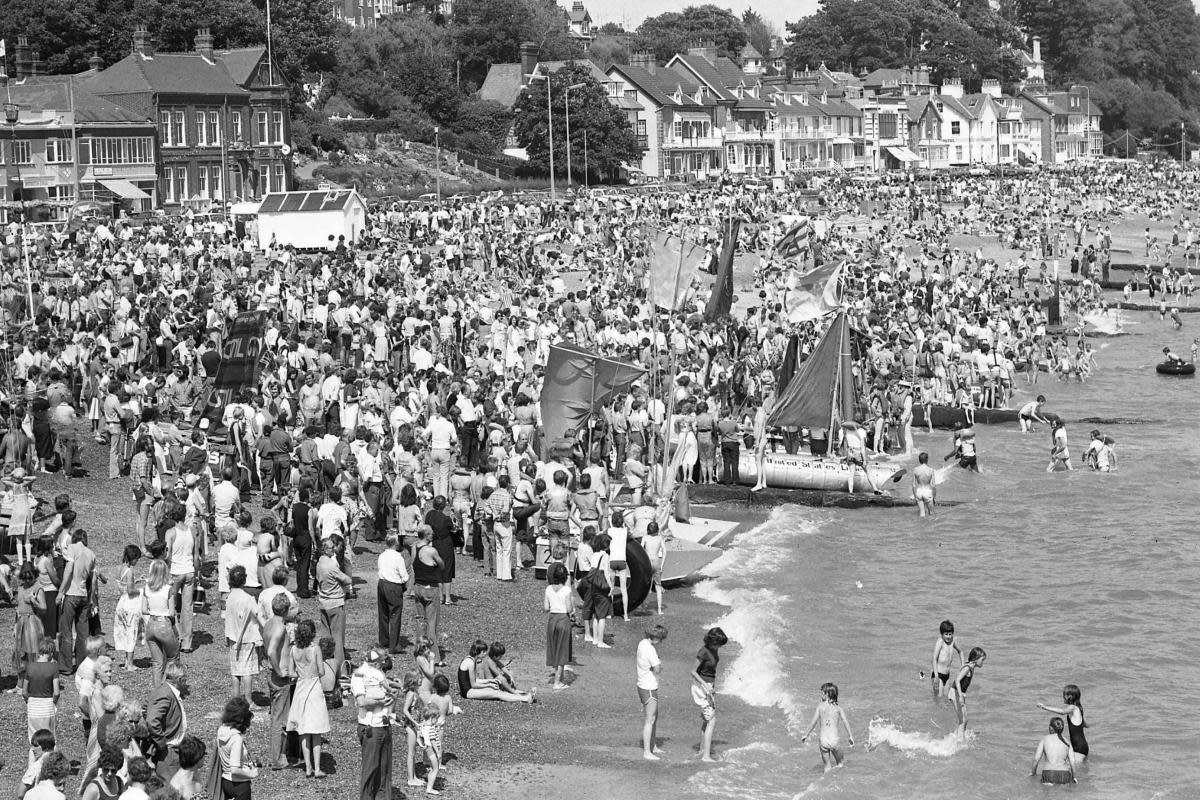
[88,53,103,72]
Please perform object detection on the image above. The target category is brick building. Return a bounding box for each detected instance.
[83,27,291,210]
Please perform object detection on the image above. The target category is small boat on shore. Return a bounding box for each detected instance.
[912,405,1062,430]
[1156,360,1195,376]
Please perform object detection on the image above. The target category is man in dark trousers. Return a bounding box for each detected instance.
[146,661,189,779]
[351,649,393,800]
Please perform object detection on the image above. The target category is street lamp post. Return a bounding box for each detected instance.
[564,82,585,190]
[3,101,33,321]
[527,73,555,202]
[434,125,441,205]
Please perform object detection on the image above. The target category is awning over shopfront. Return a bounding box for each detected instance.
[98,179,150,200]
[832,137,854,146]
[886,146,922,163]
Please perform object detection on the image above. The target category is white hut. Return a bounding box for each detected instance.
[255,189,368,252]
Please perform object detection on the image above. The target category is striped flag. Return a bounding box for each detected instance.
[774,218,812,260]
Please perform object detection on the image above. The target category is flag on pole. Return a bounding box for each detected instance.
[704,218,740,322]
[0,39,6,78]
[773,217,812,260]
[646,227,706,310]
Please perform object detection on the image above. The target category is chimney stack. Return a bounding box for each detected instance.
[519,41,538,87]
[688,40,718,63]
[194,27,214,60]
[14,36,31,80]
[941,77,963,99]
[630,50,657,75]
[29,50,42,76]
[88,53,103,72]
[1032,36,1042,63]
[981,78,1001,98]
[133,26,154,59]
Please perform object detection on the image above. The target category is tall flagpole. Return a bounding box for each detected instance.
[266,0,275,86]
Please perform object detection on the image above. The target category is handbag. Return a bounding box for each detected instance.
[587,560,610,594]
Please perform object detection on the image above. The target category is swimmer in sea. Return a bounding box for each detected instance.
[1047,420,1073,472]
[912,453,936,517]
[1082,429,1104,470]
[801,682,855,773]
[944,426,980,473]
[929,620,963,697]
[1030,718,1077,784]
[1162,346,1185,364]
[951,646,986,739]
[1037,684,1089,767]
[1018,395,1050,433]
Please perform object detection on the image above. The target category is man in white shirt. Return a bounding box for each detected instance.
[316,486,349,545]
[211,468,241,533]
[375,534,411,653]
[423,406,457,499]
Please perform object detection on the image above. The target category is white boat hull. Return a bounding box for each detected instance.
[738,451,900,492]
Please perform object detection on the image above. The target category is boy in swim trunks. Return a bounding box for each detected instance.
[929,620,963,697]
[801,682,854,772]
[1018,395,1049,433]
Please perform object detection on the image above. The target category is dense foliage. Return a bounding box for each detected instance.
[512,63,644,182]
[5,0,1200,157]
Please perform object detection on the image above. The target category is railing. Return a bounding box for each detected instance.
[661,135,723,149]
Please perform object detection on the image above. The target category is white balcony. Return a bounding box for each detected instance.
[661,135,723,150]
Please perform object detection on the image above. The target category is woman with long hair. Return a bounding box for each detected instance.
[129,437,157,548]
[287,619,331,778]
[140,558,179,686]
[12,561,45,678]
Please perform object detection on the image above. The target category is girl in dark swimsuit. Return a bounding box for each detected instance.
[1038,683,1088,763]
[951,646,987,739]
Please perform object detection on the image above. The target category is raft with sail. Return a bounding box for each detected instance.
[741,311,904,492]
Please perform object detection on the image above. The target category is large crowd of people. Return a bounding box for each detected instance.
[0,161,1194,796]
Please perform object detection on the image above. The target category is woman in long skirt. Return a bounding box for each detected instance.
[12,562,45,677]
[543,564,574,690]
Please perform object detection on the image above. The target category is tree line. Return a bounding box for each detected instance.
[3,0,1199,165]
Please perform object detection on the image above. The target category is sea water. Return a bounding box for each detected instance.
[689,311,1200,800]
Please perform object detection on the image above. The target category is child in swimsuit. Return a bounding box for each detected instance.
[801,683,855,772]
[952,646,987,738]
[929,620,963,697]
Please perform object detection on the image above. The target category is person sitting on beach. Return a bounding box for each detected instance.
[456,640,534,703]
[1030,717,1077,785]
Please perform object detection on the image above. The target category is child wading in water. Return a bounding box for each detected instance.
[801,683,855,772]
[952,646,987,738]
